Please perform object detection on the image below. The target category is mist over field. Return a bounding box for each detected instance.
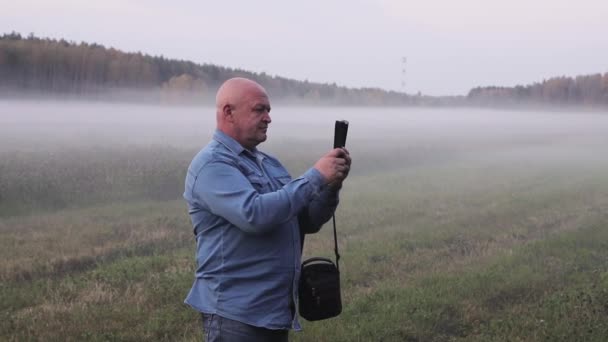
[3,99,608,155]
[2,100,608,187]
[2,100,608,340]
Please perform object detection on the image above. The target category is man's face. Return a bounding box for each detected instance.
[231,88,272,150]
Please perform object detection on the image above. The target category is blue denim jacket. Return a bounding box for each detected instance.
[184,130,339,330]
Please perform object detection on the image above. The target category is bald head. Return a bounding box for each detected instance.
[216,78,267,116]
[215,77,272,150]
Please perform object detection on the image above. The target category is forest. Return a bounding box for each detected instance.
[468,74,608,108]
[1,32,607,108]
[0,32,428,106]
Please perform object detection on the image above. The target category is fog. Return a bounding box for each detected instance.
[2,100,607,163]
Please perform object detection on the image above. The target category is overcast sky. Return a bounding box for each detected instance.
[3,0,608,95]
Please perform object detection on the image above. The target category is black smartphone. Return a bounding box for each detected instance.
[333,120,349,148]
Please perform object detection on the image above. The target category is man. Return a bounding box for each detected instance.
[184,77,351,341]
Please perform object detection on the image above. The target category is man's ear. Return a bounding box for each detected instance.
[223,104,234,122]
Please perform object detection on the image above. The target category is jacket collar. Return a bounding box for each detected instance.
[213,129,260,158]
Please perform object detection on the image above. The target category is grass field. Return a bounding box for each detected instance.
[1,103,608,341]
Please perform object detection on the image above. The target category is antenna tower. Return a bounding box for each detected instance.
[401,57,407,94]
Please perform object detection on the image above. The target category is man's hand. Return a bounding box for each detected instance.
[314,148,352,189]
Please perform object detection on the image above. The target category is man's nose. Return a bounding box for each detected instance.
[263,112,271,123]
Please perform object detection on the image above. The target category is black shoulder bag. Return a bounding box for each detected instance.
[299,215,342,321]
[298,120,348,321]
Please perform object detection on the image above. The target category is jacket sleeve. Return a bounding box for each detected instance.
[298,187,340,234]
[191,159,325,235]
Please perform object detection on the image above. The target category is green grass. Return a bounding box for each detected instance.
[296,219,608,341]
[2,135,608,341]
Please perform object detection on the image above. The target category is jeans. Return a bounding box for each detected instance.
[201,313,289,342]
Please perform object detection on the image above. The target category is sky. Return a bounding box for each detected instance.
[2,0,608,96]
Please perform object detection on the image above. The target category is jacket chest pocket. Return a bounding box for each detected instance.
[275,175,291,186]
[247,174,270,193]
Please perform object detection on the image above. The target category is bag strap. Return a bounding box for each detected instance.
[300,214,340,272]
[332,215,340,271]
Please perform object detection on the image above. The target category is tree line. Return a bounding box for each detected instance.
[468,74,608,108]
[2,32,607,108]
[1,32,438,106]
